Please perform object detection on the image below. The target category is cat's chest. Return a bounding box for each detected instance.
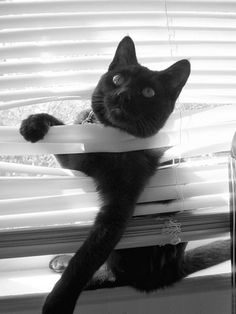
[86,151,159,199]
[95,150,159,183]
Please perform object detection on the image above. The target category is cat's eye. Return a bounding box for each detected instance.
[142,87,155,98]
[113,74,124,86]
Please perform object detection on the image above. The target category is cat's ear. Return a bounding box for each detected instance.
[108,36,139,71]
[160,59,191,101]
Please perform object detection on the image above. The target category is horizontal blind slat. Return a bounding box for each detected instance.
[0,71,102,90]
[1,26,169,43]
[0,162,75,177]
[0,162,227,195]
[1,106,235,156]
[1,26,236,43]
[0,113,234,144]
[0,134,231,157]
[1,71,235,91]
[0,227,229,258]
[0,185,181,214]
[0,179,229,214]
[0,205,229,232]
[1,41,236,59]
[0,207,229,258]
[1,12,236,29]
[0,96,83,110]
[0,1,167,15]
[0,86,92,103]
[0,172,228,200]
[0,12,169,29]
[1,57,236,75]
[0,180,228,202]
[1,1,235,15]
[1,88,236,106]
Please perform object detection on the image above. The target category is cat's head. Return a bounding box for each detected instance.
[92,36,190,138]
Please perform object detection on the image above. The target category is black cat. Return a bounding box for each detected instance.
[20,36,212,314]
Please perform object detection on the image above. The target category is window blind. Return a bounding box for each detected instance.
[0,1,234,313]
[0,0,236,108]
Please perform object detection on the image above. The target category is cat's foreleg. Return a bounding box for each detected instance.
[183,239,230,276]
[42,199,136,314]
[20,113,64,143]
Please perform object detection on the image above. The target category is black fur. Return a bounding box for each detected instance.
[20,36,191,314]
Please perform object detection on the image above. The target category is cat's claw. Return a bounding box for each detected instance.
[20,113,53,143]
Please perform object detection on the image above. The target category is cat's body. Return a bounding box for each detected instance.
[19,37,229,314]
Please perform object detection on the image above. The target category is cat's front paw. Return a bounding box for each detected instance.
[42,290,77,314]
[49,255,73,273]
[42,296,68,314]
[20,113,53,143]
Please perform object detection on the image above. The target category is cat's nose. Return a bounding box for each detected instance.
[116,87,129,96]
[116,88,131,103]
